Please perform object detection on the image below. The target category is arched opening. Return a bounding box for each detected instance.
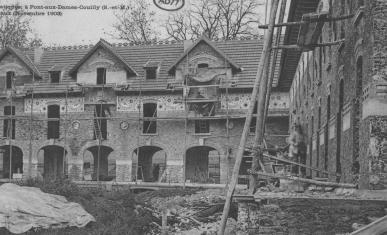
[0,145,23,179]
[83,145,115,181]
[324,95,331,171]
[316,105,321,176]
[37,145,67,180]
[353,57,363,176]
[336,79,345,181]
[185,146,220,184]
[133,146,166,182]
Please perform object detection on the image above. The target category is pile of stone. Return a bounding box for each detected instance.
[142,189,228,234]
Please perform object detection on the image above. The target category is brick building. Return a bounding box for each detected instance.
[0,35,289,184]
[287,0,387,189]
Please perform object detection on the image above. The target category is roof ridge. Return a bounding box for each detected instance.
[40,36,267,51]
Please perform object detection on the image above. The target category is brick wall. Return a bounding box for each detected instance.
[289,0,387,188]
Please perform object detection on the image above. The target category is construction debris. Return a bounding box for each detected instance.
[136,189,237,234]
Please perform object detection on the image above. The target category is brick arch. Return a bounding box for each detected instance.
[184,141,225,156]
[0,141,26,157]
[129,141,170,159]
[35,140,72,159]
[130,144,168,182]
[184,144,223,184]
[78,140,117,158]
[80,142,118,181]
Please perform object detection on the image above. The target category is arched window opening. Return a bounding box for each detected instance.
[185,146,220,184]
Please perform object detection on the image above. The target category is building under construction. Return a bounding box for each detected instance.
[0,35,289,184]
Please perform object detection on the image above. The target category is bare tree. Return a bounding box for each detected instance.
[0,12,42,48]
[112,1,158,43]
[165,0,261,40]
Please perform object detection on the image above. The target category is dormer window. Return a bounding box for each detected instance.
[50,71,61,83]
[197,63,209,69]
[6,71,14,89]
[97,68,106,85]
[145,68,157,80]
[144,60,160,80]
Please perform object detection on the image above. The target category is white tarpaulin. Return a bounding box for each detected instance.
[0,183,95,234]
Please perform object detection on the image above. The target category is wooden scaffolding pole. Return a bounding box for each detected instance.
[218,0,280,233]
[249,0,284,192]
[28,73,34,178]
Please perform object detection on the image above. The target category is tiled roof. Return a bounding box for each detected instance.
[167,35,242,74]
[68,39,138,76]
[9,37,283,91]
[0,46,42,77]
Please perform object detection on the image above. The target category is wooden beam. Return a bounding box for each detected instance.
[218,0,280,234]
[272,39,346,50]
[260,152,339,176]
[249,170,356,188]
[259,21,306,29]
[259,14,355,29]
[351,215,387,235]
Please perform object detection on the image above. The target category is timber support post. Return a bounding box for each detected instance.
[218,0,280,234]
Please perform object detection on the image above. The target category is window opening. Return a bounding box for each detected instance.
[197,63,209,69]
[47,105,60,139]
[195,120,210,134]
[145,68,157,80]
[3,106,15,139]
[96,68,106,85]
[94,104,108,140]
[50,71,61,83]
[6,71,14,89]
[143,103,157,134]
[250,101,258,133]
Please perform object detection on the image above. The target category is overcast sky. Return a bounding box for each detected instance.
[1,0,272,46]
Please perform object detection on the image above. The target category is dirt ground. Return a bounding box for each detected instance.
[0,180,236,235]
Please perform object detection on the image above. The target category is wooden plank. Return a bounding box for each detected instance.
[249,170,356,188]
[351,215,387,235]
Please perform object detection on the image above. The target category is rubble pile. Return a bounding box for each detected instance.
[136,188,232,234]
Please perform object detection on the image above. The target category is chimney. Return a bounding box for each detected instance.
[184,40,193,51]
[33,46,44,64]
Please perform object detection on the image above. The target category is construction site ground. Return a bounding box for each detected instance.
[2,179,387,234]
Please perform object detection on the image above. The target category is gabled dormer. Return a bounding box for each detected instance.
[168,35,241,82]
[68,39,138,85]
[0,46,41,90]
[143,60,161,80]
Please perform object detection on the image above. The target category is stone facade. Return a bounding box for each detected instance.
[289,0,387,188]
[0,37,289,184]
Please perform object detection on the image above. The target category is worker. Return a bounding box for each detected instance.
[288,123,307,176]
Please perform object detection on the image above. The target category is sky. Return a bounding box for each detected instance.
[0,0,271,46]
